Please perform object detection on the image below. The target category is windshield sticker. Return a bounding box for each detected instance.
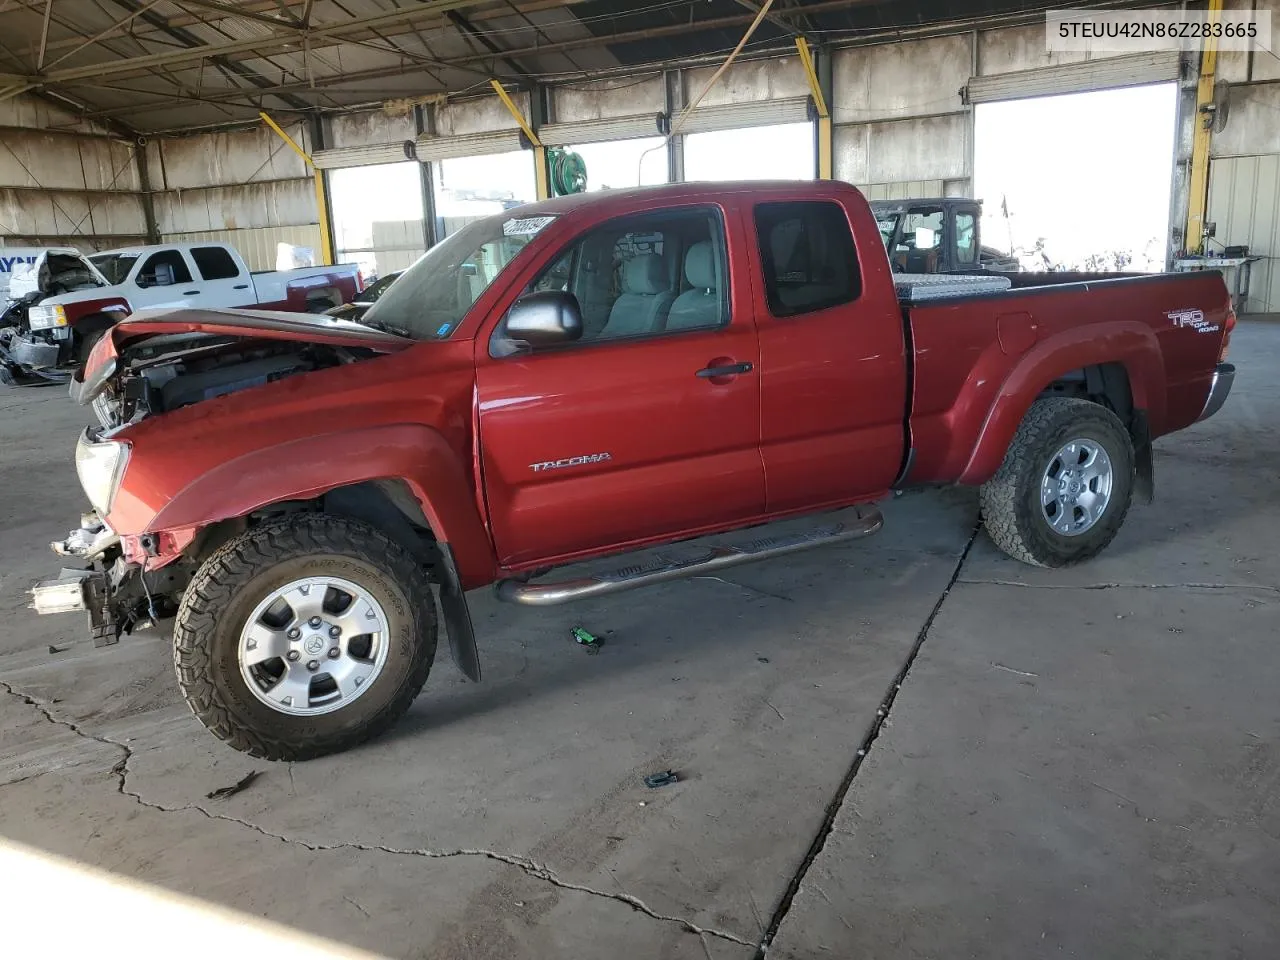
[502,215,556,237]
[436,322,452,336]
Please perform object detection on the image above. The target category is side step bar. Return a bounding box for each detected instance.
[495,505,883,607]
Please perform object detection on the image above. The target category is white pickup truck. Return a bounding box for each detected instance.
[1,242,362,384]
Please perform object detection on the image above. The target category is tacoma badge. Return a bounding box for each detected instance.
[530,453,612,473]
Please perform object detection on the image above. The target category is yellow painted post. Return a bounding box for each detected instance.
[489,80,550,200]
[796,38,832,179]
[259,111,334,265]
[1186,0,1223,252]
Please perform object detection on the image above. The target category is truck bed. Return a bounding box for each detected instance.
[902,269,1230,488]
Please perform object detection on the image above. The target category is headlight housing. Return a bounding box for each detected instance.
[74,430,130,515]
[28,303,68,330]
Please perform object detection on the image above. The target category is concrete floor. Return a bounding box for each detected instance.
[0,323,1276,959]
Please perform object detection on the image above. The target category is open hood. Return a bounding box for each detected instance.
[74,306,413,405]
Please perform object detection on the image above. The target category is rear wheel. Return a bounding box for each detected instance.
[305,299,336,313]
[980,397,1135,567]
[173,515,437,760]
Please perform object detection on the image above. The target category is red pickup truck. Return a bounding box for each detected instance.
[31,181,1234,761]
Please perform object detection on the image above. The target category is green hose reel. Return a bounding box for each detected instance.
[548,148,587,196]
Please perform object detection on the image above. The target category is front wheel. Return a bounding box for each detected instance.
[980,397,1135,567]
[173,515,438,760]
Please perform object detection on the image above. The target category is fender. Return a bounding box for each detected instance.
[64,297,132,327]
[129,423,498,589]
[958,321,1167,485]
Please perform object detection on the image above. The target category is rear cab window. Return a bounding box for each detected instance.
[753,200,860,317]
[191,246,242,280]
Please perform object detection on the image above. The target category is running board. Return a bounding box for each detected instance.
[495,505,883,607]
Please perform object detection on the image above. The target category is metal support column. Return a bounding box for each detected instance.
[260,111,335,265]
[414,103,438,249]
[665,69,685,183]
[492,79,548,200]
[1186,0,1223,253]
[134,140,160,243]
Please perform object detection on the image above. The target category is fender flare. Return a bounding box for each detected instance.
[146,423,497,589]
[959,322,1166,485]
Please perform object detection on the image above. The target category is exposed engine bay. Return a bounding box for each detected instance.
[0,252,108,385]
[92,334,356,427]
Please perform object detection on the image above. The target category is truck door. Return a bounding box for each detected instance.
[475,205,764,568]
[747,197,907,511]
[189,245,252,307]
[129,249,201,309]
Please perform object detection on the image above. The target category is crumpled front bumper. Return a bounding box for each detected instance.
[30,513,129,646]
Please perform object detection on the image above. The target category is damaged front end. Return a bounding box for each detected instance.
[30,513,183,645]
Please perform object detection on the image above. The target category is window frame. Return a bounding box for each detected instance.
[953,209,978,266]
[752,199,862,320]
[138,249,193,286]
[190,245,242,281]
[490,204,733,358]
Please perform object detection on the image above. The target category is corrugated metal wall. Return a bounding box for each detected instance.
[0,96,147,249]
[1202,0,1280,314]
[161,225,324,272]
[1207,156,1280,313]
[150,121,319,267]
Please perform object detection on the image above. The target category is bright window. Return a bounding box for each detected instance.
[563,137,668,191]
[684,123,814,182]
[433,151,537,239]
[328,161,425,280]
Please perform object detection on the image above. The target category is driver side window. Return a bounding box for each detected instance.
[139,250,192,285]
[518,206,729,347]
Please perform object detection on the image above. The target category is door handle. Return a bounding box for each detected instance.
[182,289,200,295]
[233,283,249,290]
[696,361,753,379]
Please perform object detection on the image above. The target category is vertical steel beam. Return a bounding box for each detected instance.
[666,69,684,183]
[1185,0,1223,252]
[134,139,160,243]
[415,102,438,249]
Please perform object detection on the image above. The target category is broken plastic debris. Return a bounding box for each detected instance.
[205,770,261,800]
[644,770,679,788]
[571,626,603,653]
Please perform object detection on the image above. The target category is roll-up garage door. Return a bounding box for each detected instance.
[963,52,1181,104]
[539,113,667,147]
[412,129,527,162]
[311,142,415,170]
[677,96,814,134]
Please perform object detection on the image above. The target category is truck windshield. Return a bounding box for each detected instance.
[91,253,138,284]
[362,213,555,340]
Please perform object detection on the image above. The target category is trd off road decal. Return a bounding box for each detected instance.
[1167,307,1220,334]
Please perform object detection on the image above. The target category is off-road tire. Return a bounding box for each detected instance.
[979,397,1135,567]
[173,514,437,760]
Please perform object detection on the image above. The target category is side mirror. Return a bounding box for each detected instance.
[504,291,583,348]
[152,263,175,286]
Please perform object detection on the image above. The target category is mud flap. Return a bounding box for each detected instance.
[435,542,481,682]
[1131,410,1154,504]
[1135,440,1154,504]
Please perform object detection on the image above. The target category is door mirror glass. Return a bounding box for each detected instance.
[504,291,583,350]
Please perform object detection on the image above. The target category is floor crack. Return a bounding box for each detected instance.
[957,578,1278,593]
[751,524,981,958]
[0,678,751,948]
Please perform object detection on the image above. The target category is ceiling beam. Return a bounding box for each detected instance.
[70,0,890,119]
[9,0,517,83]
[730,0,802,37]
